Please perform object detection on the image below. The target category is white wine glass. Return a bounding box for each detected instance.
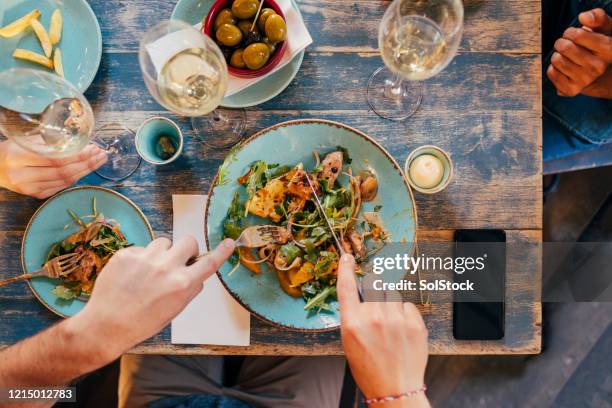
[0,68,141,181]
[367,0,464,121]
[139,20,246,149]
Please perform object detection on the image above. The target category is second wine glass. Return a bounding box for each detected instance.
[139,20,246,149]
[367,0,464,121]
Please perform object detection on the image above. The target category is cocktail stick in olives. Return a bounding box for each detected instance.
[238,19,259,35]
[216,23,243,47]
[232,0,260,19]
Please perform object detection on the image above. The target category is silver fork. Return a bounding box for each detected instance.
[187,225,289,265]
[236,225,289,248]
[0,253,84,287]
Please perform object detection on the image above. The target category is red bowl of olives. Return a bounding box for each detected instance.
[204,0,288,78]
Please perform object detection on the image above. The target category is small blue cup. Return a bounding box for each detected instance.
[135,117,184,165]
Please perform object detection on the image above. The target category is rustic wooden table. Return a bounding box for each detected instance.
[0,0,542,355]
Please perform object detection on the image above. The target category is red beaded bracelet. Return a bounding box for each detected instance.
[363,385,427,405]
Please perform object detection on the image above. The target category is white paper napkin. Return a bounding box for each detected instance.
[171,195,250,346]
[146,0,312,98]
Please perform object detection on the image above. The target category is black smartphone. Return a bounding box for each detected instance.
[453,229,506,340]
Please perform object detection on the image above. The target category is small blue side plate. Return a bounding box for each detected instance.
[0,0,102,92]
[22,186,154,318]
[171,0,304,108]
[205,120,418,331]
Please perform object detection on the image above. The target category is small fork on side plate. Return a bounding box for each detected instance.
[0,253,84,287]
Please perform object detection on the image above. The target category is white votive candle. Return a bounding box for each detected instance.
[409,154,444,189]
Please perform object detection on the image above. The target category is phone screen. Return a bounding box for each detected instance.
[453,229,506,340]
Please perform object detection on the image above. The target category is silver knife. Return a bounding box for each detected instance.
[305,175,364,301]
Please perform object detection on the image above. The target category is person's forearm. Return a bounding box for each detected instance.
[582,68,612,99]
[0,313,117,388]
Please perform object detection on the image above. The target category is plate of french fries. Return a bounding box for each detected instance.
[0,0,102,92]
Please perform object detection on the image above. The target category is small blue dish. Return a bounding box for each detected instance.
[0,0,102,92]
[205,119,418,331]
[171,0,305,108]
[22,186,154,318]
[135,117,184,165]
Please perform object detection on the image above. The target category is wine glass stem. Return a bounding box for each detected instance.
[92,138,118,154]
[385,76,405,100]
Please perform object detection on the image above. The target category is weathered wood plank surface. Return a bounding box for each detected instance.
[85,52,541,112]
[91,0,540,54]
[0,0,542,354]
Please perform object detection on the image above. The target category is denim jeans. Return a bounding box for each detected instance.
[542,0,612,162]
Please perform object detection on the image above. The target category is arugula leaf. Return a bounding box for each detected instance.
[216,145,241,186]
[310,226,328,240]
[223,192,244,240]
[279,243,302,264]
[301,238,319,264]
[304,285,337,311]
[245,161,268,198]
[314,251,338,276]
[269,164,291,178]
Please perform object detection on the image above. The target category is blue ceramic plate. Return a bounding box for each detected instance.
[171,0,304,108]
[0,0,102,92]
[205,120,418,331]
[22,186,154,318]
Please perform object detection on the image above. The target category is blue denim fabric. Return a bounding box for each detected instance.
[542,0,612,160]
[148,394,254,408]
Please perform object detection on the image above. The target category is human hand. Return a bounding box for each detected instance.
[547,9,612,97]
[337,254,430,408]
[65,237,236,364]
[0,141,107,199]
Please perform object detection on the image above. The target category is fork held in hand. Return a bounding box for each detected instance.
[235,225,289,248]
[0,253,84,287]
[186,225,290,266]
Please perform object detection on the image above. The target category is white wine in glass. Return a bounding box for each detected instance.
[158,47,226,117]
[140,20,246,149]
[0,68,141,181]
[368,0,463,121]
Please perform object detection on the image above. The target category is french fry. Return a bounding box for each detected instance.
[13,48,54,69]
[30,19,52,58]
[0,9,41,38]
[49,9,62,45]
[54,48,64,77]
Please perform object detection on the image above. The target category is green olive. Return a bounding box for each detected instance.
[214,8,237,31]
[231,0,260,19]
[257,8,276,31]
[265,14,287,43]
[230,48,246,68]
[237,19,259,36]
[243,42,270,70]
[215,23,243,47]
